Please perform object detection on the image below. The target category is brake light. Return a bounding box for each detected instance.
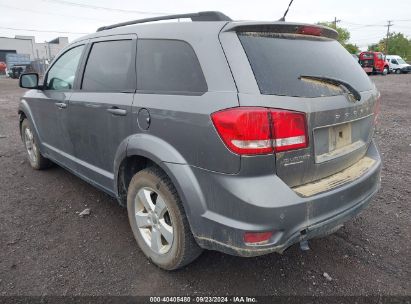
[211,107,308,155]
[297,26,323,37]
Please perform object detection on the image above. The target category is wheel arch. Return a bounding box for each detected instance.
[113,134,207,239]
[18,101,42,148]
[114,134,188,205]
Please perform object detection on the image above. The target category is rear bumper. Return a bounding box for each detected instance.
[176,140,381,257]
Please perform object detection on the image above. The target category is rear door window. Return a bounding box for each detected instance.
[238,33,373,97]
[137,39,207,94]
[82,40,135,92]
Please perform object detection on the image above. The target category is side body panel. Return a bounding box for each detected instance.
[129,23,239,174]
[67,35,137,192]
[20,41,87,165]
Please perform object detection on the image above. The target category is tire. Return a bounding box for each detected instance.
[396,69,401,74]
[21,119,51,170]
[382,67,388,75]
[127,166,202,270]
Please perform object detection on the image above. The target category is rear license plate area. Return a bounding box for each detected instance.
[313,117,372,164]
[329,123,352,151]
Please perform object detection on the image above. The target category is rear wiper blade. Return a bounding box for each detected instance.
[299,75,361,101]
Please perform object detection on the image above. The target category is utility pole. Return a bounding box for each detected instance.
[333,17,341,29]
[385,20,393,57]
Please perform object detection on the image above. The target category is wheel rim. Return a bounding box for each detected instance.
[24,127,37,163]
[134,187,174,255]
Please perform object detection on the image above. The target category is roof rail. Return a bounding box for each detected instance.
[96,11,232,32]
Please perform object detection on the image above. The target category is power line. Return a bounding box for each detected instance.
[41,0,168,15]
[341,19,411,28]
[0,26,89,35]
[341,21,385,27]
[0,3,108,22]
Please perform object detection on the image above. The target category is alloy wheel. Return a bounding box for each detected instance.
[24,127,37,163]
[134,187,174,255]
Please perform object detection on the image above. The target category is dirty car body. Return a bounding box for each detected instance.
[18,13,381,260]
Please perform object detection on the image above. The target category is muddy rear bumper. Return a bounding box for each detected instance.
[186,140,381,256]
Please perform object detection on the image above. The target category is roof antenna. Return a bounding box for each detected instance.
[279,0,294,21]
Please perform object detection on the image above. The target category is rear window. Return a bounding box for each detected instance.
[362,53,373,59]
[238,33,373,97]
[137,39,207,94]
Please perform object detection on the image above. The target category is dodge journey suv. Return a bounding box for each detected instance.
[18,11,381,270]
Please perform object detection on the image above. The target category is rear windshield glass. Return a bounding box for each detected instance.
[362,53,373,59]
[238,33,373,97]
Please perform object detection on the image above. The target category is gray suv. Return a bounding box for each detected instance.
[18,11,381,270]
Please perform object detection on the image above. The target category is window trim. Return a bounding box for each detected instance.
[135,38,208,96]
[79,34,137,93]
[43,43,87,91]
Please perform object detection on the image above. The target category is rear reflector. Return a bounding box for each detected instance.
[211,107,308,155]
[244,231,273,245]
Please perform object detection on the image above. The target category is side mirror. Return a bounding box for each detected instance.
[19,73,39,89]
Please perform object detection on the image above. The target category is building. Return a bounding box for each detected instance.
[0,35,69,63]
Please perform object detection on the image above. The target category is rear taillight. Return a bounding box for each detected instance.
[211,107,308,155]
[210,107,272,155]
[270,109,308,152]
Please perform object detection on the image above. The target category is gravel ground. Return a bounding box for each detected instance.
[0,75,410,297]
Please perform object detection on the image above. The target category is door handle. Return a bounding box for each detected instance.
[55,102,67,109]
[107,107,127,116]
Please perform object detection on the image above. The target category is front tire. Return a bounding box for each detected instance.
[21,119,51,170]
[127,166,202,270]
[395,69,401,74]
[382,67,388,75]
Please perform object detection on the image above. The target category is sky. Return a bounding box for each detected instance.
[1,0,411,50]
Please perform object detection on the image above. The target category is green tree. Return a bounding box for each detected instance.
[368,43,382,52]
[318,22,350,45]
[368,33,411,60]
[345,43,360,54]
[318,22,357,53]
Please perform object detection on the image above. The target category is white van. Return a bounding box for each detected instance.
[386,55,411,74]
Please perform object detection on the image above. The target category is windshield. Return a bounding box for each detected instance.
[238,32,373,97]
[397,58,407,64]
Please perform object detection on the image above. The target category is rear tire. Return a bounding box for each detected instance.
[127,166,202,270]
[21,119,51,170]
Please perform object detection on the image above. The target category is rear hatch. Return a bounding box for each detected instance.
[221,23,378,187]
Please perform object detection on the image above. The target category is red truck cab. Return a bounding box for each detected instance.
[0,61,7,74]
[359,51,389,75]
